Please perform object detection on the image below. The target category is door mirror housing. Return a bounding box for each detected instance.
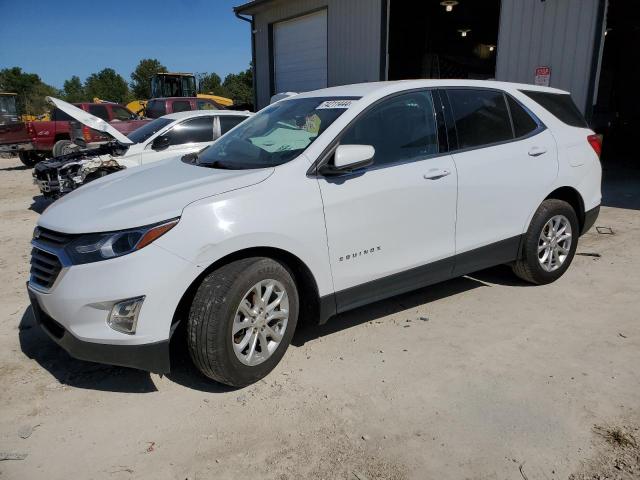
[319,144,375,176]
[151,135,170,151]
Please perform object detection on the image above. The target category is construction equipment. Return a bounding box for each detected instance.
[125,73,234,116]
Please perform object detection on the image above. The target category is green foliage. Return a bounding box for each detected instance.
[130,59,167,99]
[62,75,86,103]
[222,66,253,106]
[84,68,129,103]
[0,67,59,115]
[197,72,224,95]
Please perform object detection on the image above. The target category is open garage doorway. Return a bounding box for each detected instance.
[387,0,501,80]
[592,0,640,160]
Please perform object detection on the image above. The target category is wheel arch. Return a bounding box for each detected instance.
[545,186,586,232]
[171,246,325,340]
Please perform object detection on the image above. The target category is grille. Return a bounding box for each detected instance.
[34,227,76,247]
[30,247,63,289]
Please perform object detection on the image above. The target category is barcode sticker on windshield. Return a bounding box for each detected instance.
[316,100,354,110]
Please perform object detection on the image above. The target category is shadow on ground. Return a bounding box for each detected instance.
[0,164,30,172]
[29,195,53,214]
[19,265,526,393]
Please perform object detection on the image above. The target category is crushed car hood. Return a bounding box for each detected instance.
[39,158,274,233]
[46,97,133,145]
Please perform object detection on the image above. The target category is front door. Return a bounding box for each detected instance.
[317,90,458,312]
[139,116,215,165]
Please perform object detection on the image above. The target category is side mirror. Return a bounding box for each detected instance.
[151,135,170,151]
[319,144,375,176]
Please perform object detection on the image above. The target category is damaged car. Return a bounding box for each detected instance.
[33,97,252,198]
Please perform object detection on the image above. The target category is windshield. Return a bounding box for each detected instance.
[196,97,358,169]
[0,95,17,116]
[127,118,172,144]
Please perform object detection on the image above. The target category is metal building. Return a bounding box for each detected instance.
[235,0,636,153]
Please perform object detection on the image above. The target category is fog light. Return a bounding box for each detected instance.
[108,296,145,334]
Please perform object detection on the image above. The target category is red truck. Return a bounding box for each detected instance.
[0,102,148,167]
[145,97,223,118]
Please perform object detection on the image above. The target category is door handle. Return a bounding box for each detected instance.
[528,146,547,157]
[423,169,451,180]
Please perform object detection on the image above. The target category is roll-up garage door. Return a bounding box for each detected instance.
[273,10,328,93]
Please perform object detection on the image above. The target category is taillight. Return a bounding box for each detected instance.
[587,134,602,158]
[82,126,92,142]
[26,122,36,139]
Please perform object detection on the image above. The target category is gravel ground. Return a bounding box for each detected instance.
[0,156,638,479]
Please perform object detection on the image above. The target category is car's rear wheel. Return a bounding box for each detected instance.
[187,257,299,387]
[513,199,579,284]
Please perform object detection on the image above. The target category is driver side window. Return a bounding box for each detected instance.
[340,91,438,167]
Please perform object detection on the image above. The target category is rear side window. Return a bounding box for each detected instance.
[520,90,588,128]
[111,105,133,121]
[165,117,214,145]
[340,91,438,167]
[50,108,73,122]
[172,100,192,113]
[507,96,539,138]
[447,89,512,149]
[197,100,218,111]
[88,105,109,121]
[146,101,166,119]
[219,116,247,135]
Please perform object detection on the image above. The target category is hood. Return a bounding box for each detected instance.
[46,97,133,145]
[38,158,273,233]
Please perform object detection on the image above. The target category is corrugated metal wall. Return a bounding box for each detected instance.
[495,0,603,113]
[249,0,383,108]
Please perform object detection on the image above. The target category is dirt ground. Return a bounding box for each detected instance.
[0,156,638,480]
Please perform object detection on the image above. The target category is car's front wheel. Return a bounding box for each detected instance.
[513,199,579,284]
[187,257,299,387]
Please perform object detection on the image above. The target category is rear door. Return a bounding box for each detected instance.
[443,88,558,272]
[317,90,457,312]
[139,116,215,164]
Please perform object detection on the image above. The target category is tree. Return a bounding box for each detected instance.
[130,58,167,99]
[62,75,86,103]
[197,72,225,95]
[0,67,58,115]
[222,66,253,106]
[84,68,129,103]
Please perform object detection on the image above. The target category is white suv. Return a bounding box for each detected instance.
[27,80,602,387]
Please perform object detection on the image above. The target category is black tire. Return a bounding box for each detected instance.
[52,139,75,157]
[187,257,299,387]
[18,151,37,167]
[513,199,579,285]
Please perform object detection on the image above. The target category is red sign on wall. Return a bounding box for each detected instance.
[535,66,551,86]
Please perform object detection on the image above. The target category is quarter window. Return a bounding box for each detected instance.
[197,100,218,111]
[507,95,539,138]
[172,100,192,113]
[520,90,588,128]
[340,91,438,167]
[165,117,214,145]
[447,89,513,149]
[88,105,109,121]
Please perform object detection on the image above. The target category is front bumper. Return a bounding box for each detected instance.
[28,287,170,373]
[27,240,202,373]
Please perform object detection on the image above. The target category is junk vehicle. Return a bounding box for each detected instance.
[27,80,601,387]
[33,97,251,198]
[0,99,148,166]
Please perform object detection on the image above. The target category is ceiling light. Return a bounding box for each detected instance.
[458,29,471,37]
[440,1,459,12]
[488,45,495,51]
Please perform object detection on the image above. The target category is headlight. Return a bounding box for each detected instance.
[65,218,179,265]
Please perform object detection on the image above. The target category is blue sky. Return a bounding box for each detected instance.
[0,0,252,88]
